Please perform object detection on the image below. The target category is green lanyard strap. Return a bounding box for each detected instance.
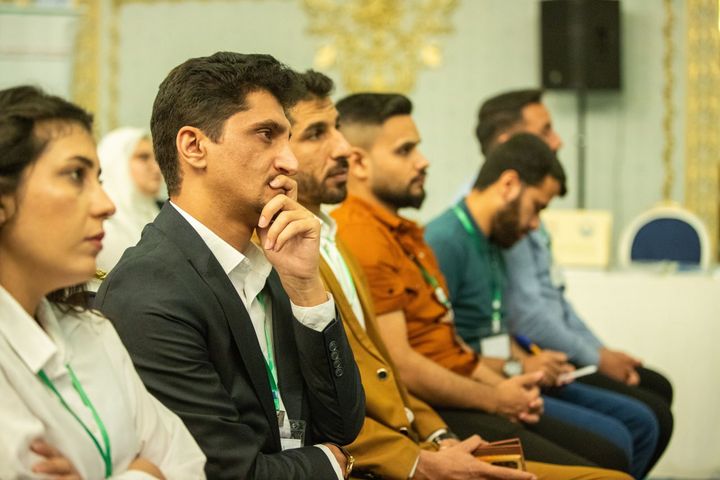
[452,204,504,334]
[257,291,281,412]
[38,365,113,477]
[409,254,453,311]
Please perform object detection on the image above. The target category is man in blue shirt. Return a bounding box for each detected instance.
[426,133,660,478]
[474,89,673,472]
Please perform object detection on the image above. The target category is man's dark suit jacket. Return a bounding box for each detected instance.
[95,204,365,479]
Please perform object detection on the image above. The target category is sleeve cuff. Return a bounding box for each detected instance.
[110,471,158,480]
[315,444,344,480]
[291,293,336,332]
[424,428,449,444]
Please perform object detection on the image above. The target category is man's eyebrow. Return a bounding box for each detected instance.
[250,119,288,134]
[302,121,328,134]
[394,139,419,150]
[68,155,95,168]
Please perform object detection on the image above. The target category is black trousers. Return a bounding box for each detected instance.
[578,366,674,475]
[436,407,629,473]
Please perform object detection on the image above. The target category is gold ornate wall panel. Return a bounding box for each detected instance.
[661,0,675,202]
[71,0,100,117]
[685,0,720,258]
[68,0,458,129]
[303,0,458,93]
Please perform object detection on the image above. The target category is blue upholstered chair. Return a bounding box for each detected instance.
[618,204,711,270]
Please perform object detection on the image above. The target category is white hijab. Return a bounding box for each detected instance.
[96,127,162,273]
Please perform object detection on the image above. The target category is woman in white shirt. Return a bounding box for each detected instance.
[96,127,164,274]
[0,86,206,479]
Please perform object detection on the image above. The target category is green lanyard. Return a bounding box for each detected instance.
[409,254,453,311]
[256,292,281,411]
[452,204,503,334]
[38,365,112,477]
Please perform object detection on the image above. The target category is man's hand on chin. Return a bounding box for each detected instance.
[257,175,326,306]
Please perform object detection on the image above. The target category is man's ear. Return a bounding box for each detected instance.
[0,194,17,227]
[348,147,371,181]
[496,131,512,146]
[176,126,209,171]
[498,169,522,201]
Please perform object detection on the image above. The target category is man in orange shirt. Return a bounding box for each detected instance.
[332,93,629,472]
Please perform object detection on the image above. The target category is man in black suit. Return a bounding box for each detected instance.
[95,52,364,479]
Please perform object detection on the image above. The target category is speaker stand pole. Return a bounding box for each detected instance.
[576,86,587,209]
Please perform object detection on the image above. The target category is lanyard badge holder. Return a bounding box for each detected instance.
[409,254,456,327]
[452,204,511,359]
[258,291,306,450]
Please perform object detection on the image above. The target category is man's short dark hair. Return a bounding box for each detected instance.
[298,70,334,101]
[474,133,567,196]
[0,85,93,196]
[336,93,413,126]
[475,89,543,155]
[150,52,303,195]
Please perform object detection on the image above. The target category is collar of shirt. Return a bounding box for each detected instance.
[343,194,424,242]
[0,286,71,376]
[317,209,337,244]
[170,201,272,285]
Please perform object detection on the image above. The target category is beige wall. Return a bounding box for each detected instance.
[104,0,688,251]
[1,1,687,249]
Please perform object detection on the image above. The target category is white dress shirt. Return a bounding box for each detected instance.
[171,203,343,479]
[0,286,206,479]
[318,212,366,329]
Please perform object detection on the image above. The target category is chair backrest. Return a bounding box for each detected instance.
[618,204,712,270]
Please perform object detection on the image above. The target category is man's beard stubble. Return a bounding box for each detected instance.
[296,158,349,206]
[489,195,527,249]
[372,173,427,210]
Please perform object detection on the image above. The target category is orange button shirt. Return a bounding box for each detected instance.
[332,195,478,376]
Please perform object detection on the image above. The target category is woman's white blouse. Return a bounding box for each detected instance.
[0,286,206,479]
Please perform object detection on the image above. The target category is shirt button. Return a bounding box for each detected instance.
[376,368,389,380]
[330,351,339,361]
[329,340,338,352]
[334,368,344,377]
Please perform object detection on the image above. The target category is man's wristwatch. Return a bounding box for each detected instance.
[502,358,523,377]
[331,444,354,479]
[431,430,459,448]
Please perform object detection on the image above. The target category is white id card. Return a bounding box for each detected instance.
[480,333,511,359]
[558,365,598,383]
[281,438,302,450]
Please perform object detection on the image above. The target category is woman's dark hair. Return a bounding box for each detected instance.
[0,85,95,309]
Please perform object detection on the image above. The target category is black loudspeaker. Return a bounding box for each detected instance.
[541,0,621,90]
